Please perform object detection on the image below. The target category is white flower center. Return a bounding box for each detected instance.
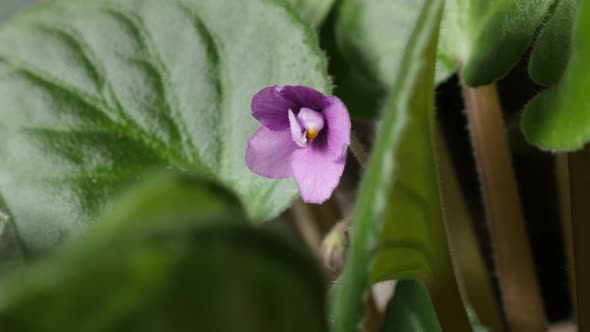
[288,108,325,148]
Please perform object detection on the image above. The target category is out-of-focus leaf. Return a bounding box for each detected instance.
[522,0,590,151]
[336,1,424,90]
[529,0,576,86]
[331,0,469,331]
[0,173,327,332]
[438,0,557,86]
[0,0,331,253]
[380,281,441,332]
[0,195,24,276]
[0,0,39,22]
[286,0,335,28]
[330,0,452,119]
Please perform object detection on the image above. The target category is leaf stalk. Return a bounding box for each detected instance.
[461,83,546,331]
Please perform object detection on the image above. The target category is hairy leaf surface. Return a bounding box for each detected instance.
[0,0,331,252]
[522,0,590,151]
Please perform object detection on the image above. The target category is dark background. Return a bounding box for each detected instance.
[437,56,571,323]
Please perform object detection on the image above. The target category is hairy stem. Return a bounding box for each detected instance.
[350,133,369,169]
[461,83,546,331]
[566,148,590,331]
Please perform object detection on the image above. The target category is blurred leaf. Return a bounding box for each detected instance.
[336,0,424,91]
[331,0,469,331]
[522,0,590,151]
[286,0,335,28]
[0,0,331,253]
[529,0,576,86]
[380,281,441,332]
[0,173,327,332]
[439,0,557,86]
[330,0,452,119]
[0,0,39,22]
[319,11,384,121]
[0,195,24,276]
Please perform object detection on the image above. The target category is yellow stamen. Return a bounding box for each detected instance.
[306,128,319,139]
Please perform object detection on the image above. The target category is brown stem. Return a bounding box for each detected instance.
[461,83,546,331]
[555,154,577,320]
[566,148,590,332]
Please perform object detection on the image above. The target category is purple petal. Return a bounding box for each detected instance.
[245,126,298,179]
[289,110,307,147]
[322,96,351,161]
[291,146,346,204]
[251,86,298,130]
[279,85,331,111]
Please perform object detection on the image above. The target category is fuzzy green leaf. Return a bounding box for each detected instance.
[0,0,331,253]
[439,0,557,86]
[529,0,576,86]
[0,173,327,332]
[522,0,590,151]
[460,0,557,85]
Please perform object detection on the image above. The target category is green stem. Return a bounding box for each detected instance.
[461,83,546,331]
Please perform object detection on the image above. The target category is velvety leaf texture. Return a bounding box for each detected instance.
[529,0,576,86]
[0,173,327,332]
[522,0,590,151]
[439,0,557,86]
[380,281,441,332]
[0,0,331,253]
[330,0,448,331]
[460,0,556,86]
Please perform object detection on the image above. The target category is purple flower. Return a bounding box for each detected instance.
[245,85,351,204]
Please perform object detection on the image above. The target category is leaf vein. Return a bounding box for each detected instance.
[103,7,202,167]
[180,4,225,169]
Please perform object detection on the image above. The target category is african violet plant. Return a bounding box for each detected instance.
[0,0,586,331]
